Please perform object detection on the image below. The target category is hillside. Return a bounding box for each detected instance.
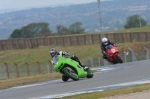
[0,0,150,39]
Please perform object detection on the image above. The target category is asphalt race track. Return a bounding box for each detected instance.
[0,60,150,99]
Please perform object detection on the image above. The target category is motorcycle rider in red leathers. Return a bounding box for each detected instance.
[101,37,116,60]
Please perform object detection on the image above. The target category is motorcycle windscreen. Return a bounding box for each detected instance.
[106,45,117,55]
[105,45,113,49]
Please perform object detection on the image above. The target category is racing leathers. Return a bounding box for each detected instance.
[101,41,116,59]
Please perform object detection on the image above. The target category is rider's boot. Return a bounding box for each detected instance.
[79,62,89,71]
[71,55,89,71]
[83,66,89,71]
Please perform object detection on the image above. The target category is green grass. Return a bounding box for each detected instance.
[0,73,61,89]
[0,45,102,65]
[0,42,149,65]
[103,25,150,33]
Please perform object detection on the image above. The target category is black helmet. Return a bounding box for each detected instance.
[50,48,58,58]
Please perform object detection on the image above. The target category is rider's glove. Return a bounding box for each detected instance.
[103,51,108,56]
[103,51,106,54]
[113,44,117,47]
[65,52,70,56]
[62,52,70,57]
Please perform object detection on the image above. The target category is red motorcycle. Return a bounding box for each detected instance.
[105,45,123,64]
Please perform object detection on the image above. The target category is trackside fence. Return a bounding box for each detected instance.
[0,32,150,50]
[0,46,149,79]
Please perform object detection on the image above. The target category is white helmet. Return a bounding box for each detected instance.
[102,37,108,45]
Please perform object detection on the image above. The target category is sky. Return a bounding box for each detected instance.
[0,0,99,10]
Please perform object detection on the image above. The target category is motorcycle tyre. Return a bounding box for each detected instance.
[63,68,79,81]
[116,56,123,63]
[86,69,94,78]
[62,75,69,82]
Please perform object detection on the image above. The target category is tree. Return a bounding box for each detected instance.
[69,22,85,34]
[56,25,68,35]
[124,15,147,29]
[10,29,21,38]
[10,22,51,38]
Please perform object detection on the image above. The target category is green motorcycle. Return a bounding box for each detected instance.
[52,54,94,82]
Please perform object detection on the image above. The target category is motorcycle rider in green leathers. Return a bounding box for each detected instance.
[50,48,89,71]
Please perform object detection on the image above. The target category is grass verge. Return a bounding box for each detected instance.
[60,83,150,99]
[0,72,61,89]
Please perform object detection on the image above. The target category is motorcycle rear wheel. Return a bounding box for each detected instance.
[87,73,94,78]
[86,69,94,78]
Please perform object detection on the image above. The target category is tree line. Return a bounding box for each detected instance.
[10,15,147,39]
[10,22,85,38]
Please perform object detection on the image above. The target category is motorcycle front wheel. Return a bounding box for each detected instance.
[116,56,123,63]
[62,75,69,82]
[63,67,79,81]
